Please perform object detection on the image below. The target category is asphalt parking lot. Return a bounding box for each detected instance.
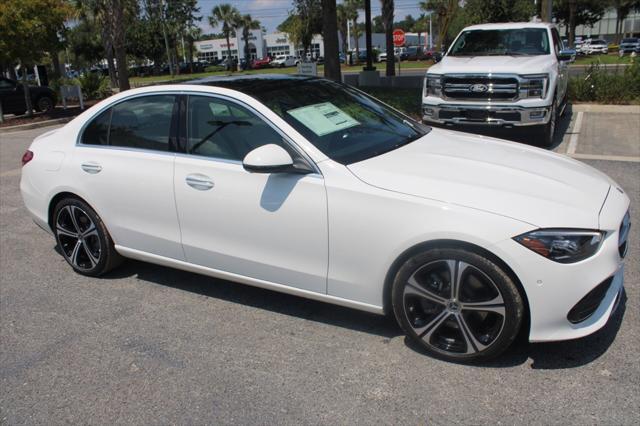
[1,110,639,424]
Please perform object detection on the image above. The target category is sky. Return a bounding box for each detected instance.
[196,0,424,34]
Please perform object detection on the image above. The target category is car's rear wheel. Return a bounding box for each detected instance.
[53,198,122,276]
[36,96,54,113]
[392,247,524,363]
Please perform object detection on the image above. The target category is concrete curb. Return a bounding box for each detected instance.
[0,117,73,133]
[572,104,640,113]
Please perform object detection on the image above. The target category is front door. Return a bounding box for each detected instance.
[174,94,328,294]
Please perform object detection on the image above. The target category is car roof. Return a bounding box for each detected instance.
[462,22,554,31]
[185,74,316,88]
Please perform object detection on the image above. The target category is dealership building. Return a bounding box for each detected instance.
[194,29,324,62]
[194,29,424,62]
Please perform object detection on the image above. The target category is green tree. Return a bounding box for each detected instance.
[610,0,640,43]
[381,0,395,77]
[322,0,341,81]
[0,0,72,116]
[420,0,459,51]
[462,0,535,24]
[209,3,241,71]
[237,14,261,69]
[553,0,606,47]
[337,4,350,54]
[345,0,364,63]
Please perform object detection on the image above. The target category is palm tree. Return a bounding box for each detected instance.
[322,0,341,82]
[381,0,394,77]
[337,4,349,56]
[345,0,363,64]
[237,14,261,69]
[209,3,241,71]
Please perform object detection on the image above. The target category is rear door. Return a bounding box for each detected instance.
[72,94,184,260]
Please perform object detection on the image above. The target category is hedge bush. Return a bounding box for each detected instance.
[568,57,640,104]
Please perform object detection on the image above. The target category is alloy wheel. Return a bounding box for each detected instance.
[55,205,102,270]
[402,259,506,355]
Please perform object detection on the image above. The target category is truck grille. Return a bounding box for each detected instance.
[442,75,519,101]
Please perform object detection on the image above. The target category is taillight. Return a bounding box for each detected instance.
[21,150,34,166]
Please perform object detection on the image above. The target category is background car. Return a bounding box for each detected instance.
[619,37,640,54]
[0,76,57,115]
[584,39,609,54]
[271,55,298,67]
[252,57,272,69]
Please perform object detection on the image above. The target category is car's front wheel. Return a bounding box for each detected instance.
[53,198,122,276]
[392,247,524,362]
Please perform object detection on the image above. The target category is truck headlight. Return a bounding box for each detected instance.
[513,229,604,263]
[520,74,549,99]
[425,74,442,97]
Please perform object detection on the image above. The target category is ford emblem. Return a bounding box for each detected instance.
[469,84,488,93]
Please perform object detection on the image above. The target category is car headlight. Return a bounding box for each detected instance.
[513,229,604,263]
[424,74,442,97]
[519,74,549,99]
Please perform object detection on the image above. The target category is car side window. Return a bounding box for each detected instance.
[187,95,287,161]
[82,109,111,145]
[109,95,176,151]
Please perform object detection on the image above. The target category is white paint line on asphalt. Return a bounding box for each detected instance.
[0,168,21,177]
[568,153,640,163]
[567,111,583,155]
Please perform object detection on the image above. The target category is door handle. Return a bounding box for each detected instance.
[186,174,214,191]
[81,162,102,174]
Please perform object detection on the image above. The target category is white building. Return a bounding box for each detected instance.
[195,31,325,62]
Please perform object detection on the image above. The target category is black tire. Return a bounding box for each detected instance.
[535,98,557,148]
[391,247,524,363]
[53,197,123,277]
[36,96,54,113]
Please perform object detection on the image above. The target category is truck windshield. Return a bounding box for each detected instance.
[449,28,550,56]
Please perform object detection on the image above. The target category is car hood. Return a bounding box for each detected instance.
[430,55,552,75]
[347,129,612,228]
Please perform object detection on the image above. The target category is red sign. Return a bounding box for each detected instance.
[393,29,405,47]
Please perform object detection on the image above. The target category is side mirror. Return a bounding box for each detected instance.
[558,50,575,62]
[243,144,298,174]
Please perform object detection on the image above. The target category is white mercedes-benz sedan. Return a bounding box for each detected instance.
[20,75,630,362]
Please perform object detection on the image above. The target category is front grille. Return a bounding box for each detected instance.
[442,75,519,101]
[438,109,521,122]
[618,211,631,258]
[567,277,613,324]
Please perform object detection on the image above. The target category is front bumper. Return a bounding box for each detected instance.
[422,103,551,127]
[491,186,630,343]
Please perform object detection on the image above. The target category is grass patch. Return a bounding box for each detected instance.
[360,87,422,119]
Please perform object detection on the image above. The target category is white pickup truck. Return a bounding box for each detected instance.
[422,22,573,146]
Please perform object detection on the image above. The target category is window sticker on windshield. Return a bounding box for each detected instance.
[287,102,359,136]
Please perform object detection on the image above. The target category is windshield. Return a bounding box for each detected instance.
[449,28,550,56]
[622,38,638,43]
[218,78,428,164]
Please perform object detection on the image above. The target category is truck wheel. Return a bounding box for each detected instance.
[536,100,557,148]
